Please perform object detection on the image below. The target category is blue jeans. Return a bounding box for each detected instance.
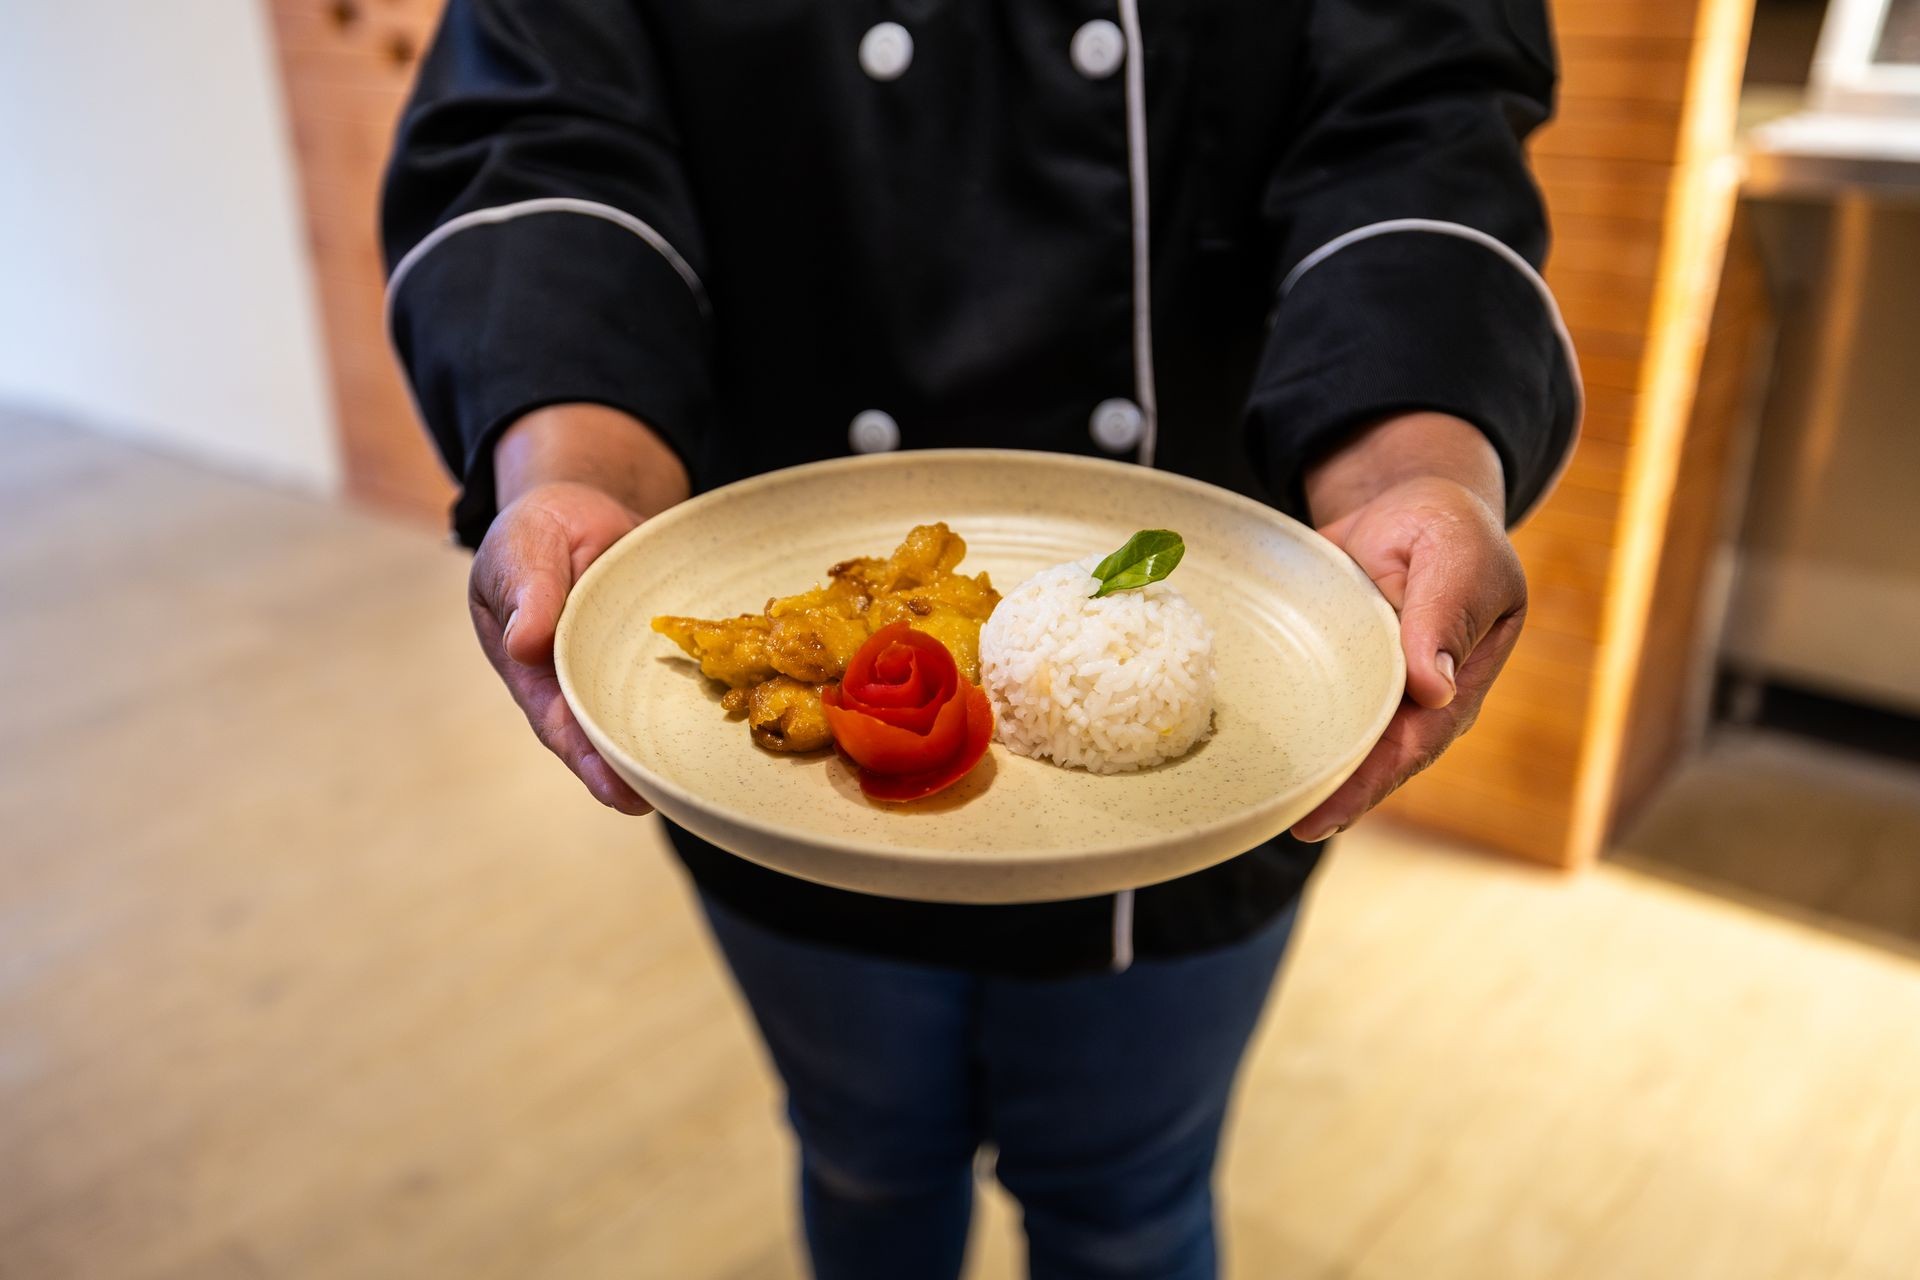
[700,895,1298,1280]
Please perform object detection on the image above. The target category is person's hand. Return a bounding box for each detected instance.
[470,481,651,813]
[1291,413,1527,842]
[468,405,691,815]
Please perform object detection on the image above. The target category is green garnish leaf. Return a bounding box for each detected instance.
[1089,530,1185,599]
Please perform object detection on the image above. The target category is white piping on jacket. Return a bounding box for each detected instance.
[1111,888,1136,973]
[383,196,712,336]
[1110,0,1153,974]
[1279,217,1585,526]
[1115,0,1158,470]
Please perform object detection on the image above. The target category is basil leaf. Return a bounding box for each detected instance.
[1089,530,1185,599]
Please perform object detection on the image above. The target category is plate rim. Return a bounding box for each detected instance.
[555,449,1405,869]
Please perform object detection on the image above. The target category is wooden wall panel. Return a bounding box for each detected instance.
[1379,0,1758,866]
[266,0,453,525]
[1554,1,1705,41]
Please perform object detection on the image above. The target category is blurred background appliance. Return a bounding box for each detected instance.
[1734,0,1920,727]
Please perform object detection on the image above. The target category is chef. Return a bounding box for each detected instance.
[383,1,1579,1275]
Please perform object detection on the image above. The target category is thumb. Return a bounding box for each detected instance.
[1395,525,1525,711]
[473,505,574,667]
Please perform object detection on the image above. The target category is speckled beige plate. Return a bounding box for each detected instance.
[556,450,1403,904]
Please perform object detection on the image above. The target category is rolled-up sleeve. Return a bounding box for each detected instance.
[1245,0,1582,525]
[382,0,714,546]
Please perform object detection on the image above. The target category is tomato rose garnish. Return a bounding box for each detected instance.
[821,622,994,802]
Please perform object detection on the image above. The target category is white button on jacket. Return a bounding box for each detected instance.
[849,410,901,454]
[1089,398,1144,452]
[859,22,914,81]
[1070,19,1126,80]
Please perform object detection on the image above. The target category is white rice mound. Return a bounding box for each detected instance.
[978,557,1216,774]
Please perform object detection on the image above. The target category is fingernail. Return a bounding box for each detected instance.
[1435,650,1457,694]
[502,607,520,651]
[1296,822,1346,844]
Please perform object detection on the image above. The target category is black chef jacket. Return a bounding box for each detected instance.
[383,0,1582,977]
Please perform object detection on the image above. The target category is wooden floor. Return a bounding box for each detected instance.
[1618,729,1920,952]
[6,411,1920,1279]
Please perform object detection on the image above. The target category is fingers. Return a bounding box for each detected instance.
[472,597,652,815]
[501,648,653,816]
[1292,700,1456,842]
[471,501,574,667]
[1291,609,1523,842]
[1395,505,1526,711]
[465,488,652,816]
[1300,476,1528,843]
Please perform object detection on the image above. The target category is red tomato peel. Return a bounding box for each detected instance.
[822,677,971,775]
[858,684,995,803]
[821,622,995,803]
[832,623,954,731]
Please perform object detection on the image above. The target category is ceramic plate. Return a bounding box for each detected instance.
[556,450,1403,904]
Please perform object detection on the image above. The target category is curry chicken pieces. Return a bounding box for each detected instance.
[652,524,1000,752]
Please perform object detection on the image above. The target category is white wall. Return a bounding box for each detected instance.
[0,0,339,491]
